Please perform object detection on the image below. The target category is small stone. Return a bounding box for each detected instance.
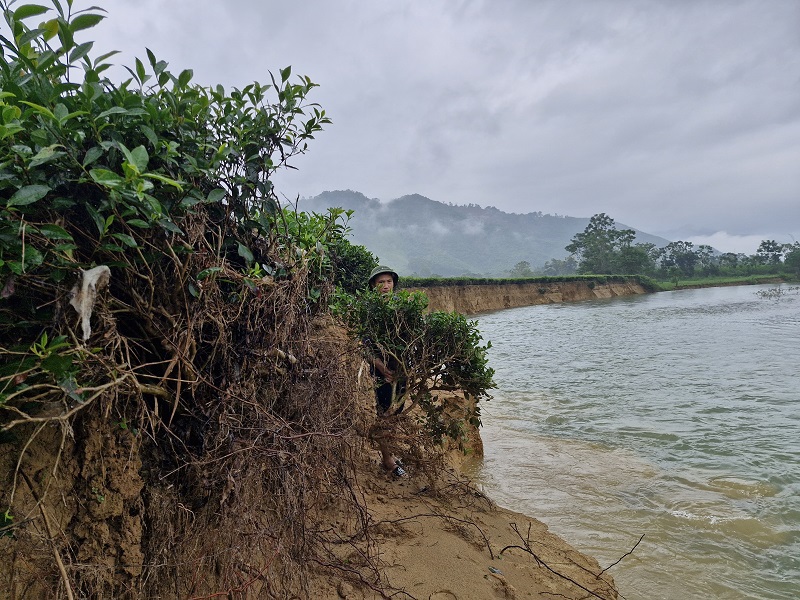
[337,581,355,598]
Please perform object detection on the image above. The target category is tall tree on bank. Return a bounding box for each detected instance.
[756,240,787,265]
[660,240,699,277]
[565,213,654,275]
[784,243,800,275]
[509,260,535,277]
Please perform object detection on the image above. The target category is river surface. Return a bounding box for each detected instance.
[467,283,799,600]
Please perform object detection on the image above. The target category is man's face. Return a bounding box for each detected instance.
[373,273,394,295]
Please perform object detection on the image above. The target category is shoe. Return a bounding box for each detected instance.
[391,463,408,478]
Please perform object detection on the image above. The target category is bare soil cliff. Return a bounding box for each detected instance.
[415,281,649,315]
[0,317,618,600]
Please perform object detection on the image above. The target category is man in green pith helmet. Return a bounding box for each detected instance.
[365,265,408,478]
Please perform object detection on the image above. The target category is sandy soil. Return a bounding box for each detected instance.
[311,458,618,600]
[0,317,619,599]
[412,280,647,315]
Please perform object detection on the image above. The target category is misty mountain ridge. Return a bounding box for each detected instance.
[297,190,672,277]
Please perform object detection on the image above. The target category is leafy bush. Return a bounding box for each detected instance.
[334,288,495,444]
[326,225,378,293]
[0,0,331,310]
[0,3,383,596]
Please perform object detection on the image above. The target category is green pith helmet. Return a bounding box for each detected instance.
[368,265,399,288]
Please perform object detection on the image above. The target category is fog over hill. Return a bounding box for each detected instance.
[298,191,672,277]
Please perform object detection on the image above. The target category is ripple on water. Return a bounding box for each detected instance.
[475,284,800,600]
[707,476,781,499]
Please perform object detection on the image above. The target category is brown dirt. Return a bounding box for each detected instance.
[307,461,618,600]
[411,281,648,315]
[0,317,617,600]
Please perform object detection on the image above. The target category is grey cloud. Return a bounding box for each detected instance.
[85,0,799,254]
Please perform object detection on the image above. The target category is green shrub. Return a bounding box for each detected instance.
[333,288,495,445]
[0,5,377,595]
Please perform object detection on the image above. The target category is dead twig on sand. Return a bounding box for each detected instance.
[599,534,645,576]
[500,522,616,600]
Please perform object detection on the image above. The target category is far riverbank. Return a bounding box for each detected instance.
[411,279,648,314]
[410,274,794,315]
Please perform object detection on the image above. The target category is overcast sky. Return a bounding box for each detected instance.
[85,0,799,254]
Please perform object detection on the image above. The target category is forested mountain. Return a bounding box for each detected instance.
[297,190,671,276]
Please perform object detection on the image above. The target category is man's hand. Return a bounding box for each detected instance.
[374,358,395,382]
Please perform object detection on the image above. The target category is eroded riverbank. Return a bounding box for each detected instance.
[412,280,649,314]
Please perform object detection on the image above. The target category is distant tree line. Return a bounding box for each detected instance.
[556,213,800,280]
[507,214,799,280]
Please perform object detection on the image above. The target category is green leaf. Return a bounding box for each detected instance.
[51,196,75,210]
[10,145,32,157]
[94,49,119,64]
[29,128,50,146]
[13,4,50,20]
[135,57,145,82]
[178,69,193,87]
[179,197,202,208]
[143,194,163,217]
[89,168,124,188]
[206,188,226,203]
[85,204,105,235]
[71,13,105,31]
[29,145,65,167]
[56,15,74,50]
[111,233,137,247]
[116,141,134,165]
[22,245,44,269]
[141,172,182,190]
[38,224,73,240]
[19,101,56,121]
[153,60,168,75]
[96,106,127,119]
[129,145,149,172]
[82,146,103,166]
[126,219,150,228]
[53,103,68,122]
[8,184,50,207]
[3,510,14,531]
[140,125,157,146]
[2,105,21,122]
[59,376,85,403]
[237,242,254,265]
[196,267,222,280]
[157,219,183,235]
[42,17,58,40]
[280,66,291,82]
[69,41,93,63]
[17,27,47,48]
[0,124,25,140]
[62,109,88,123]
[41,353,74,378]
[5,261,23,275]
